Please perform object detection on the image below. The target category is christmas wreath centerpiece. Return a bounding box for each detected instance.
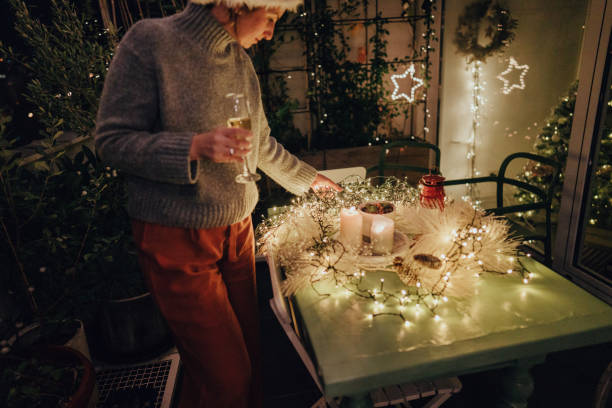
[256,177,531,322]
[453,0,518,62]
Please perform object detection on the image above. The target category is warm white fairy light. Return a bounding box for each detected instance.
[256,178,531,325]
[497,57,530,95]
[390,64,424,103]
[467,61,484,200]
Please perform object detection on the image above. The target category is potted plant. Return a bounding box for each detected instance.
[0,108,171,363]
[0,108,98,407]
[0,0,173,363]
[0,105,97,352]
[1,345,96,408]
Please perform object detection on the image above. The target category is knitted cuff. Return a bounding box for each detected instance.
[157,132,199,184]
[284,162,318,196]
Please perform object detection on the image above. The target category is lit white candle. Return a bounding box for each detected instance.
[370,215,394,254]
[358,201,395,241]
[360,211,375,240]
[340,207,363,249]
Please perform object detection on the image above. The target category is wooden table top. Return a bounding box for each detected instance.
[293,257,612,397]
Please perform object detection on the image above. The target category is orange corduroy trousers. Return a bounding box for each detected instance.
[131,217,261,408]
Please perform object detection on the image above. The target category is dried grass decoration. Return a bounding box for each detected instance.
[453,0,518,63]
[256,177,530,319]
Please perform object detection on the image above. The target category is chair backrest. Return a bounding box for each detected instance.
[442,152,562,265]
[495,152,562,209]
[367,139,441,178]
[319,166,366,183]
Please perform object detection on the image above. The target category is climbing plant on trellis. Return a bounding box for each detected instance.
[252,0,441,152]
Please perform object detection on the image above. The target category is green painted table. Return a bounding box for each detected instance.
[292,257,612,407]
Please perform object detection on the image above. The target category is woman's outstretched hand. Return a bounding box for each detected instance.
[190,127,253,163]
[310,173,343,197]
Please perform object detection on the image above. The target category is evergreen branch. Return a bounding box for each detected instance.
[0,217,39,315]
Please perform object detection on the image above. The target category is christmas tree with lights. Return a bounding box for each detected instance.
[516,81,612,229]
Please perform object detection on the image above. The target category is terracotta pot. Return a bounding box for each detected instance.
[9,319,91,360]
[31,345,96,408]
[9,320,99,407]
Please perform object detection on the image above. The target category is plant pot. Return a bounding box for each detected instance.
[37,345,96,408]
[92,292,173,363]
[4,345,96,408]
[9,319,91,360]
[8,319,100,407]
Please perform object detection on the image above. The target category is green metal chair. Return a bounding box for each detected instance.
[443,152,562,266]
[367,139,441,178]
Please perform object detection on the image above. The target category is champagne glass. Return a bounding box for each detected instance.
[226,93,261,183]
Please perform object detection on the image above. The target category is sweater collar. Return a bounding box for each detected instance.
[173,3,236,54]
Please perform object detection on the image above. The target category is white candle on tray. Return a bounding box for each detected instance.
[358,201,395,241]
[340,207,363,249]
[370,215,394,254]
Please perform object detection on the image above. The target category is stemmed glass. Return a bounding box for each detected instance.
[226,93,261,183]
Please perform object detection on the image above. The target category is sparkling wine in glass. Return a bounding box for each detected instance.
[226,93,260,183]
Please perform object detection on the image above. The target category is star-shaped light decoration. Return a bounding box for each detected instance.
[391,64,424,103]
[497,57,530,95]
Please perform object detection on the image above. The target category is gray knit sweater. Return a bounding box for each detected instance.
[95,3,317,228]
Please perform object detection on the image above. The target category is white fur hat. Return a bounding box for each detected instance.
[190,0,303,11]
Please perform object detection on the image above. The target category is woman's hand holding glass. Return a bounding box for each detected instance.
[189,127,252,163]
[226,93,260,183]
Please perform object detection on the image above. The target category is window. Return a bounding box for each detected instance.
[439,0,589,259]
[554,0,612,303]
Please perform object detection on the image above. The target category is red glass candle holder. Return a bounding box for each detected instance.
[419,174,446,210]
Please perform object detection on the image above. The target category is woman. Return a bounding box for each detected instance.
[95,0,339,407]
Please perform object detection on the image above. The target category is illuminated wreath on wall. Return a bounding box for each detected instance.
[453,0,518,62]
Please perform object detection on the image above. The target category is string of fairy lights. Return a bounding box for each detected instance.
[467,60,483,202]
[460,55,532,204]
[257,177,531,325]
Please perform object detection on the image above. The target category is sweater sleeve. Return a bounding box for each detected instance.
[257,121,318,196]
[95,27,198,185]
